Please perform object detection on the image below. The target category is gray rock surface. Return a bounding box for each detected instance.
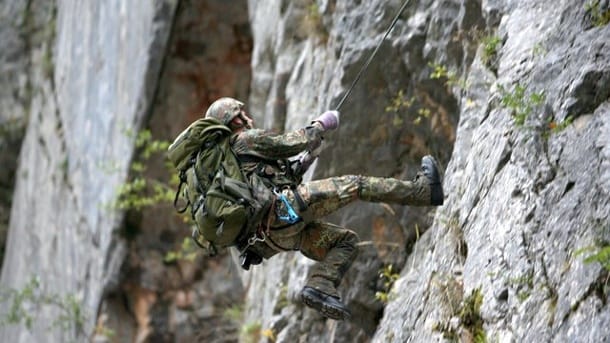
[245,0,609,342]
[0,1,177,342]
[0,0,608,342]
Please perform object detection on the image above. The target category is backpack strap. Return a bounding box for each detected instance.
[173,169,190,213]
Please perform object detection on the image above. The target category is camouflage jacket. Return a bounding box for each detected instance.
[230,125,324,184]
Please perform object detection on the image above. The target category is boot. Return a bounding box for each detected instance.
[358,155,444,206]
[420,155,444,205]
[300,286,351,320]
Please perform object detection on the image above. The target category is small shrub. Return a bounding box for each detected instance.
[497,84,545,126]
[481,35,501,67]
[460,289,486,343]
[433,288,486,342]
[223,304,244,323]
[385,90,436,126]
[241,321,262,343]
[0,276,85,333]
[585,0,610,27]
[375,264,400,303]
[542,115,573,139]
[575,245,610,272]
[164,237,199,263]
[111,129,175,211]
[301,1,328,43]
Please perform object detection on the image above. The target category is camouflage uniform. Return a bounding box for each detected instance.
[231,126,436,299]
[203,97,442,319]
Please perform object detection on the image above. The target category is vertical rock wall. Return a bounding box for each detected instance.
[374,0,610,341]
[0,1,177,342]
[1,0,607,341]
[244,0,460,341]
[245,0,609,342]
[0,0,51,276]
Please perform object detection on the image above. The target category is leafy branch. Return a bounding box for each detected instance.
[375,264,400,303]
[0,277,85,333]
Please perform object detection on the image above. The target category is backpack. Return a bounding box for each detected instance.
[167,117,274,251]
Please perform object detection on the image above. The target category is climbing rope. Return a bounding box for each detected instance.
[335,0,413,111]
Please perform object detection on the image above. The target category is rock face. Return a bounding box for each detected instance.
[245,0,610,342]
[1,0,608,342]
[0,1,178,342]
[373,1,610,341]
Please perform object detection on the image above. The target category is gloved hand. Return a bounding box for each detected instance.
[313,110,340,130]
[292,140,324,177]
[297,151,318,174]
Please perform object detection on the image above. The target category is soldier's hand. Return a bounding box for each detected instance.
[313,110,340,131]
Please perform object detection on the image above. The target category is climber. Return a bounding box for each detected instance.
[201,97,443,320]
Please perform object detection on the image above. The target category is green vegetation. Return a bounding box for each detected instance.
[532,42,547,57]
[585,1,610,27]
[575,244,610,272]
[481,35,501,67]
[275,284,290,311]
[429,63,469,90]
[507,273,534,302]
[240,321,262,343]
[385,90,415,113]
[234,311,275,342]
[93,320,116,341]
[433,288,486,343]
[0,277,85,333]
[496,83,572,138]
[415,108,432,125]
[543,115,573,139]
[301,1,328,43]
[385,90,415,126]
[460,289,486,343]
[497,83,546,126]
[163,237,199,263]
[110,128,198,262]
[112,129,175,211]
[223,304,244,323]
[385,89,434,126]
[574,243,610,298]
[375,264,400,303]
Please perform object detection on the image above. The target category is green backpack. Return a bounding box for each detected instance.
[167,117,273,251]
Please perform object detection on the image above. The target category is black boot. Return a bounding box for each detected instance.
[421,155,444,206]
[300,286,351,320]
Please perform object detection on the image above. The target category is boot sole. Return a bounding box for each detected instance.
[301,290,351,320]
[423,155,444,205]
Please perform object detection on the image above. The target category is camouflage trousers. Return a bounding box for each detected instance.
[250,174,432,297]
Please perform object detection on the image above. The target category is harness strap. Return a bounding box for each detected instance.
[263,234,291,252]
[288,187,312,223]
[173,170,189,213]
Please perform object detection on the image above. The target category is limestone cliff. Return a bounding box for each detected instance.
[0,1,178,342]
[0,0,608,342]
[244,0,610,342]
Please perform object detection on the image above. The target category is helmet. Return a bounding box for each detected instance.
[205,97,245,125]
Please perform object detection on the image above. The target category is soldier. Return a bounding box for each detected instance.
[204,97,443,320]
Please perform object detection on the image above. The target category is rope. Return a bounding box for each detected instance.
[335,0,413,111]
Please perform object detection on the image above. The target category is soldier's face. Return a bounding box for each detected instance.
[230,111,254,131]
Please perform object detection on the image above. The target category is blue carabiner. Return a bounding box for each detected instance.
[274,190,301,224]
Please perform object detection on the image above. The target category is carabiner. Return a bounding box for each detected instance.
[273,189,301,224]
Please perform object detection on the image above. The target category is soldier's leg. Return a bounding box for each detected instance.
[297,222,359,320]
[296,155,443,214]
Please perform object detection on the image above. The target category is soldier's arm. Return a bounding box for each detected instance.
[232,125,324,159]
